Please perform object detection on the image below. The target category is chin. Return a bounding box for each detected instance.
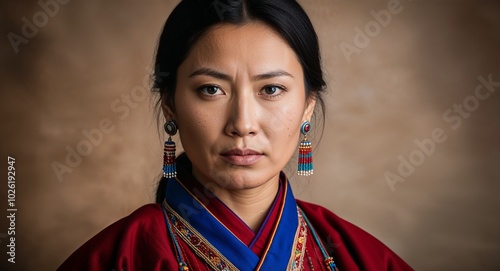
[211,170,276,191]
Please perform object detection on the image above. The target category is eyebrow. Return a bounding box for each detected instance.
[253,70,294,81]
[189,68,231,80]
[189,67,294,81]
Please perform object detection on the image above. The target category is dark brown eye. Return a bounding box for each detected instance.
[199,85,223,96]
[260,85,285,98]
[263,86,279,95]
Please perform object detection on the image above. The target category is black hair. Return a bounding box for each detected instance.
[152,0,326,203]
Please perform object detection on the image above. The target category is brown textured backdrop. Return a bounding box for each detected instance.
[1,0,499,270]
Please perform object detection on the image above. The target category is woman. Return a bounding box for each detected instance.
[59,0,413,270]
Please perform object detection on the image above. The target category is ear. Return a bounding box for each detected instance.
[161,97,176,121]
[302,94,317,122]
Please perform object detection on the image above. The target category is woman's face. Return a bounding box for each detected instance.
[165,22,315,191]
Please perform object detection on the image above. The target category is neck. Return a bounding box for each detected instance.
[214,179,280,231]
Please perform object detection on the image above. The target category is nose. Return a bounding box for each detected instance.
[224,91,258,137]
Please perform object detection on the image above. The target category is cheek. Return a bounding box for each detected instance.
[175,97,204,141]
[178,111,210,141]
[175,97,223,153]
[275,99,303,130]
[265,102,304,147]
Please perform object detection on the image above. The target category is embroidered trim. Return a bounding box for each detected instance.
[164,201,239,271]
[299,208,339,271]
[288,208,308,271]
[163,195,310,271]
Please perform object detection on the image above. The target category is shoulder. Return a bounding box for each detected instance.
[297,200,413,271]
[93,203,165,242]
[297,200,377,245]
[58,203,175,271]
[297,200,369,236]
[122,203,164,227]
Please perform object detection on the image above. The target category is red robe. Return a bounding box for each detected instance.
[58,200,412,270]
[59,154,412,271]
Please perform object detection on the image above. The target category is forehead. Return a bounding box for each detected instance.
[181,22,302,74]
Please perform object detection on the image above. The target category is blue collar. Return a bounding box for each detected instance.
[165,176,299,270]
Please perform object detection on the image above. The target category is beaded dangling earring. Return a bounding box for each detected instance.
[163,120,177,178]
[298,121,313,176]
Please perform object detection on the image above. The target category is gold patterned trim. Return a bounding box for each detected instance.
[164,201,239,271]
[288,208,308,271]
[163,200,309,271]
